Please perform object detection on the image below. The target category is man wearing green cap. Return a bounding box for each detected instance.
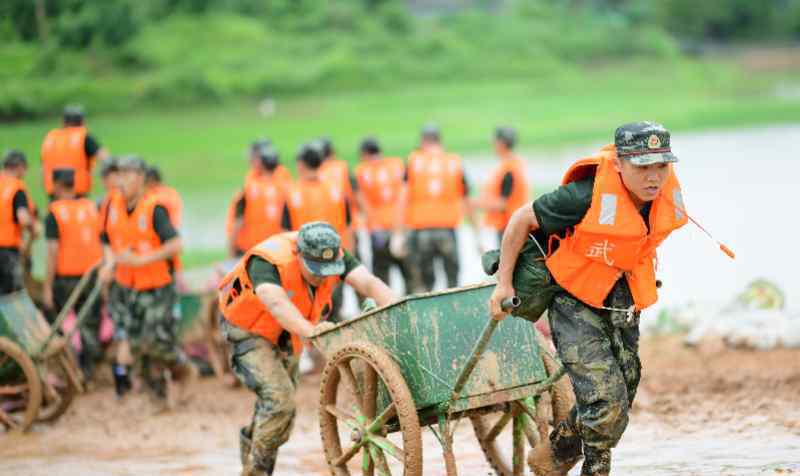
[218,221,395,476]
[488,122,688,476]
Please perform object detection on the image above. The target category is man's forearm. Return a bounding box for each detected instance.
[139,237,182,265]
[258,284,315,338]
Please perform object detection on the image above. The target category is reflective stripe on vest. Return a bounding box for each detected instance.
[355,157,404,231]
[0,175,25,248]
[545,144,688,310]
[217,232,340,354]
[481,156,530,231]
[405,151,464,229]
[50,198,103,276]
[105,193,173,290]
[41,126,91,195]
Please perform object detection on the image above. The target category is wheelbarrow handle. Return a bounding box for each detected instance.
[448,295,520,406]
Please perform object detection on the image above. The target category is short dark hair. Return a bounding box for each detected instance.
[320,137,335,159]
[100,157,119,178]
[495,126,517,149]
[52,168,75,189]
[2,149,27,169]
[359,137,381,155]
[421,123,441,142]
[257,145,280,171]
[146,165,162,184]
[297,141,323,170]
[63,105,85,126]
[250,138,271,154]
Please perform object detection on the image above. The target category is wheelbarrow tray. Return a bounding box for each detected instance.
[0,291,52,356]
[314,283,547,415]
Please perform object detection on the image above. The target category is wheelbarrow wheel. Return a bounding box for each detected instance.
[37,344,81,422]
[319,342,422,476]
[0,337,42,433]
[470,333,575,476]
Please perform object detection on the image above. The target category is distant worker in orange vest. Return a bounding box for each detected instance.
[218,222,395,476]
[0,150,39,295]
[285,142,353,321]
[319,137,358,251]
[43,168,110,379]
[146,165,185,286]
[489,122,689,476]
[354,137,410,291]
[479,126,530,244]
[229,144,288,257]
[227,139,293,256]
[41,105,108,198]
[398,124,479,292]
[103,155,195,406]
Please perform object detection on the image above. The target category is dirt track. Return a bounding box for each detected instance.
[2,335,798,476]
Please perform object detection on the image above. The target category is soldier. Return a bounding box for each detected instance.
[318,137,359,251]
[146,165,185,287]
[104,155,194,406]
[40,105,108,199]
[399,124,479,292]
[479,126,530,244]
[229,144,288,257]
[0,150,38,295]
[43,169,109,379]
[489,122,689,476]
[354,137,409,290]
[218,221,395,476]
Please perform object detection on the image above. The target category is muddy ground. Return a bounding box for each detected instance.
[2,336,798,476]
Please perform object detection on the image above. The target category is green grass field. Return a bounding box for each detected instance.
[2,58,799,269]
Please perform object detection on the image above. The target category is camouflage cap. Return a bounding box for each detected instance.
[495,126,517,148]
[297,221,344,277]
[117,154,147,173]
[614,121,678,166]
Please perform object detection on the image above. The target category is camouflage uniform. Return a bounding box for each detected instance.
[0,248,23,295]
[222,319,298,475]
[407,228,459,292]
[369,230,410,291]
[109,282,185,368]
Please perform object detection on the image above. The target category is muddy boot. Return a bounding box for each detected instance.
[580,446,610,476]
[528,421,583,476]
[241,452,277,476]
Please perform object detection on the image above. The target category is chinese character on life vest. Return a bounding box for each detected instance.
[586,239,615,266]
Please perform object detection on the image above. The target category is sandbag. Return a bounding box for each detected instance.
[482,239,561,323]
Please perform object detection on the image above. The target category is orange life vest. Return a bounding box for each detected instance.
[405,150,465,229]
[218,232,340,354]
[41,126,92,195]
[245,165,293,193]
[481,156,530,231]
[49,198,103,277]
[105,193,173,290]
[150,184,183,272]
[545,145,688,311]
[320,158,357,221]
[355,157,405,231]
[0,175,27,248]
[235,175,287,253]
[287,178,350,248]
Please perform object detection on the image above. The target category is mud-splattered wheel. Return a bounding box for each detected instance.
[37,341,82,422]
[0,337,42,432]
[470,334,574,476]
[319,342,422,476]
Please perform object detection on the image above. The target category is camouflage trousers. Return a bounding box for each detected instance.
[0,248,23,295]
[108,282,184,367]
[370,231,410,291]
[222,319,299,475]
[406,228,459,293]
[548,292,641,454]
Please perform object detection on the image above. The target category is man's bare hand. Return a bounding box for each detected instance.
[489,283,515,321]
[312,321,336,337]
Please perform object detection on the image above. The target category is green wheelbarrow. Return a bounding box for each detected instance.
[313,283,574,476]
[0,268,101,432]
